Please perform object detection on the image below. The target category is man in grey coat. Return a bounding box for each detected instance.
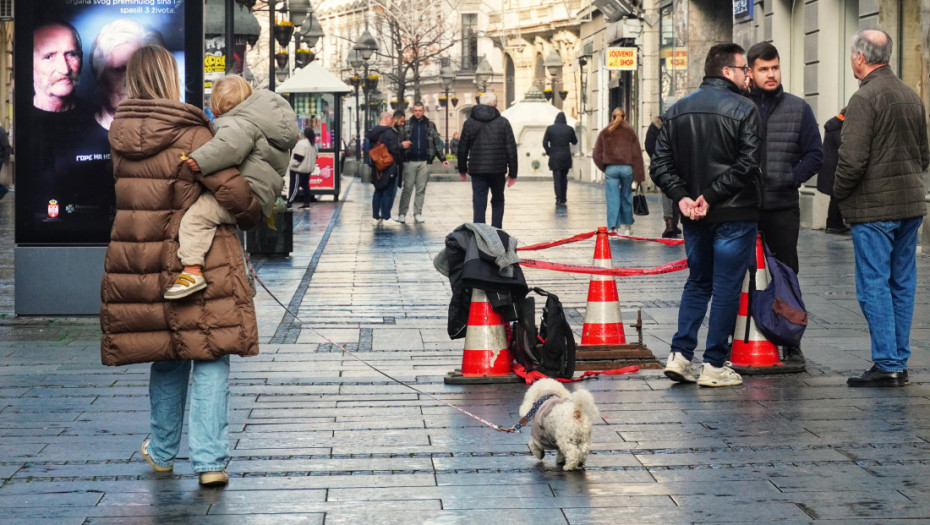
[835,29,929,387]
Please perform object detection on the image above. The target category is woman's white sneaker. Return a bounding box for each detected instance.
[698,362,743,387]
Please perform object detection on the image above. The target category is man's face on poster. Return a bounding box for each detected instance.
[33,24,82,109]
[98,42,136,112]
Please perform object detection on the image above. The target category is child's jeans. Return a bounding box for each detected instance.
[178,192,237,266]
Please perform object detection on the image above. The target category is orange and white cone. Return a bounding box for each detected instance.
[581,227,626,345]
[730,234,784,373]
[444,288,520,384]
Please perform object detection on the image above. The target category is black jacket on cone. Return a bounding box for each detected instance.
[457,104,518,177]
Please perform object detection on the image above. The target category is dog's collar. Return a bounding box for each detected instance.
[514,393,557,431]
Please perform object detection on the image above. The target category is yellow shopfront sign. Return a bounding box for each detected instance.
[606,48,637,70]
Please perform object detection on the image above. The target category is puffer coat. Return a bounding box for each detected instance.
[542,112,577,171]
[100,99,262,366]
[457,104,518,177]
[189,89,299,218]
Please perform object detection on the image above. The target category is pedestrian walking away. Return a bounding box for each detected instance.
[368,111,404,227]
[288,127,319,209]
[746,42,823,367]
[819,108,850,234]
[650,42,764,388]
[593,107,645,235]
[395,102,450,224]
[457,92,518,229]
[644,98,680,238]
[834,29,929,387]
[171,74,299,300]
[100,44,263,488]
[542,112,577,206]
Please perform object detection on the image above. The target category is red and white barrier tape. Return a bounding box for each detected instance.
[520,257,689,276]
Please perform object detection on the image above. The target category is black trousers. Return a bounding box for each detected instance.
[552,169,568,203]
[287,170,312,206]
[826,196,846,229]
[471,174,506,228]
[758,207,800,274]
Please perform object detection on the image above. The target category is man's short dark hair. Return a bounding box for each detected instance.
[747,42,779,67]
[704,43,746,77]
[392,109,405,119]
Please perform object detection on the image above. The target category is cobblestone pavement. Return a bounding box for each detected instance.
[2,177,930,524]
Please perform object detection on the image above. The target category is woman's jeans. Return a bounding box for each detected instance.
[671,221,757,368]
[148,356,230,473]
[372,180,397,219]
[604,164,634,228]
[851,217,922,372]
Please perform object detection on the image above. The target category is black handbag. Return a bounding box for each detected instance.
[633,186,649,216]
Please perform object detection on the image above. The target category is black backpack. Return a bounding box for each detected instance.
[510,288,576,379]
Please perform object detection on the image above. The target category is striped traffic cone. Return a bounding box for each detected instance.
[730,234,803,375]
[580,227,626,346]
[444,288,521,384]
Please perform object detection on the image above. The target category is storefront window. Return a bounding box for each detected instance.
[292,92,336,150]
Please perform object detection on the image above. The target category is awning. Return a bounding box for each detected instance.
[275,61,352,94]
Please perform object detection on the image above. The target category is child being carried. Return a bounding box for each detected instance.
[165,75,299,300]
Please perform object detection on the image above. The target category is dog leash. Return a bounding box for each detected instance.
[245,256,528,433]
[507,393,556,433]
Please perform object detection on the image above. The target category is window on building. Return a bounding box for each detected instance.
[461,13,478,71]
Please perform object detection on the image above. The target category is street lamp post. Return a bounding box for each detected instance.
[544,49,562,108]
[353,29,379,134]
[348,49,364,162]
[439,61,455,154]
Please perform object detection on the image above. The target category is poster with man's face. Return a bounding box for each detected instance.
[15,0,199,245]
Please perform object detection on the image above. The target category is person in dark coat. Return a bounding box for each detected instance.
[818,109,848,234]
[542,112,577,206]
[367,111,404,227]
[457,93,518,229]
[645,99,680,237]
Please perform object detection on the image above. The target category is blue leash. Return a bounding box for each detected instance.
[510,394,556,432]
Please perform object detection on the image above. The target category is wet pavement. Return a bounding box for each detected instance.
[2,175,930,524]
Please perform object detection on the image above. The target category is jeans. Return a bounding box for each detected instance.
[757,207,801,274]
[372,179,397,219]
[851,217,922,372]
[398,161,430,216]
[148,356,230,472]
[471,174,506,228]
[604,164,634,228]
[552,169,568,203]
[672,221,757,367]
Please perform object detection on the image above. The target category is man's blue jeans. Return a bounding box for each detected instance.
[672,221,757,367]
[372,180,397,219]
[851,217,922,372]
[471,174,506,228]
[604,164,634,229]
[148,356,230,472]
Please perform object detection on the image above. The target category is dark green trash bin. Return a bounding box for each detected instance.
[241,208,292,256]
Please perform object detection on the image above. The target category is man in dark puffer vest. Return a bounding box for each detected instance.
[747,42,823,368]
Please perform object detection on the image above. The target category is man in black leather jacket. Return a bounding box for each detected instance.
[457,93,518,228]
[650,43,764,388]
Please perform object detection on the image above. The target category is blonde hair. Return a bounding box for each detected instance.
[125,45,180,101]
[210,75,253,117]
[607,107,626,132]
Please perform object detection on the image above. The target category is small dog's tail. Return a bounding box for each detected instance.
[571,389,599,421]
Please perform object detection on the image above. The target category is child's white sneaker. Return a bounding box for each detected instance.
[164,272,207,300]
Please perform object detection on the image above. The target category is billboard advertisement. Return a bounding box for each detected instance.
[14,0,203,244]
[311,152,336,192]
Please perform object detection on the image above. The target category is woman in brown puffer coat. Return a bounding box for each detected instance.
[99,45,261,487]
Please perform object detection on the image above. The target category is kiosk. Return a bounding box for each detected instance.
[276,61,351,201]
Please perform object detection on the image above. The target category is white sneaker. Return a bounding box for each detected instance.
[664,352,697,383]
[622,226,633,236]
[164,272,207,300]
[414,214,425,223]
[698,362,743,387]
[372,218,381,227]
[393,214,406,224]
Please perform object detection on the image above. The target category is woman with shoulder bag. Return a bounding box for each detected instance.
[366,111,403,227]
[592,108,646,235]
[288,127,318,208]
[100,45,262,488]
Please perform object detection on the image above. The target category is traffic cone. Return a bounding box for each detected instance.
[580,227,626,346]
[444,288,521,384]
[730,234,803,375]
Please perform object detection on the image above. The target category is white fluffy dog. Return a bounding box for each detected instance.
[518,378,599,470]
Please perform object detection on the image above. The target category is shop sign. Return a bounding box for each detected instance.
[606,47,637,70]
[734,0,754,19]
[662,48,688,70]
